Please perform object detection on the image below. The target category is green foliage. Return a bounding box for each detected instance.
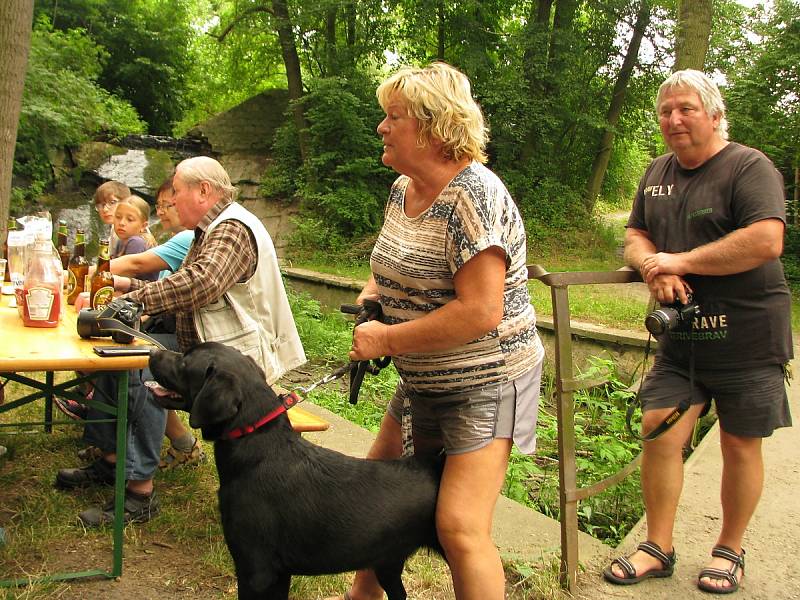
[783,225,800,293]
[504,358,644,545]
[724,0,800,199]
[34,0,194,134]
[13,17,144,211]
[263,76,394,255]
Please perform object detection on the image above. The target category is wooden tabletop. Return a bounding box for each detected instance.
[0,291,328,432]
[0,292,151,372]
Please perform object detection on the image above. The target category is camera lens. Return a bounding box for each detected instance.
[645,307,676,336]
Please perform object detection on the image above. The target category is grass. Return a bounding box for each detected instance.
[0,371,561,599]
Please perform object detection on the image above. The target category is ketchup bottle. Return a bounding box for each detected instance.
[21,233,62,327]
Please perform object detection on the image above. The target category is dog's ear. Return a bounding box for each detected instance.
[189,360,241,429]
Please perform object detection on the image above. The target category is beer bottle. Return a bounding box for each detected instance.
[3,216,15,283]
[89,238,114,310]
[66,229,89,304]
[56,220,70,270]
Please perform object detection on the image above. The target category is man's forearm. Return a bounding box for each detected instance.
[676,219,784,276]
[623,228,656,270]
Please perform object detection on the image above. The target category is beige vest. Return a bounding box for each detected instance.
[194,202,306,384]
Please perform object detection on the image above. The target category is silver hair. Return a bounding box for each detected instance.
[175,156,238,201]
[656,69,729,140]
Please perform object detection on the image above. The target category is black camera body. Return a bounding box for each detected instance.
[645,296,700,336]
[77,298,143,344]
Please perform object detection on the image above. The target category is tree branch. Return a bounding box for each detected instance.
[214,5,275,42]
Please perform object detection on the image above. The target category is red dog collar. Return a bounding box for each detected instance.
[222,392,300,440]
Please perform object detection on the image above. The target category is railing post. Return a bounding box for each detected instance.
[529,265,644,593]
[550,283,579,591]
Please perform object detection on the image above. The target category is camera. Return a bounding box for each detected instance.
[77,298,143,344]
[645,295,700,336]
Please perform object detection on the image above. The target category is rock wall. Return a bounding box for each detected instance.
[186,88,300,257]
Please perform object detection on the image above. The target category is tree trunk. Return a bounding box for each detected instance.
[585,0,651,210]
[0,0,34,231]
[271,0,310,163]
[793,163,799,226]
[674,0,713,71]
[523,0,553,87]
[520,0,555,163]
[346,2,356,47]
[325,5,338,75]
[436,1,446,61]
[547,0,578,81]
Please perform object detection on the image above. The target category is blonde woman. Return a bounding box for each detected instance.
[330,63,544,600]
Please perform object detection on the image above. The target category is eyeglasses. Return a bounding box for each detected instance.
[95,198,119,212]
[156,202,176,212]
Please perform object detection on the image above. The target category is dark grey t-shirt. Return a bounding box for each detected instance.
[628,142,793,369]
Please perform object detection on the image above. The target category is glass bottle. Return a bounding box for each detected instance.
[66,229,89,305]
[21,233,61,327]
[56,220,70,270]
[3,216,15,283]
[89,238,114,310]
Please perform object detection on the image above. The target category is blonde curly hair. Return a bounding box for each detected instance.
[377,62,489,164]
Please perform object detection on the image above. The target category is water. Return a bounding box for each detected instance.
[95,149,153,197]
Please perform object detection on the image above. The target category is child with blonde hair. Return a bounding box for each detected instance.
[112,195,158,280]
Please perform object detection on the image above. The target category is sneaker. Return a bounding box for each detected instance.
[159,439,206,470]
[54,396,88,421]
[55,458,116,489]
[78,488,160,527]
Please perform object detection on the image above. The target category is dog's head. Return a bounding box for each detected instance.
[149,342,277,439]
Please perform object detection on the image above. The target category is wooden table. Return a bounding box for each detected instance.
[0,293,327,585]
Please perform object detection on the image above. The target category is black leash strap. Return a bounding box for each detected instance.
[341,300,391,404]
[627,337,694,441]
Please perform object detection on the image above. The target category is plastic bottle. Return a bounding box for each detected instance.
[21,233,62,327]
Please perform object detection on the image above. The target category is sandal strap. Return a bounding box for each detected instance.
[637,540,676,568]
[711,545,745,569]
[610,556,637,578]
[698,566,739,586]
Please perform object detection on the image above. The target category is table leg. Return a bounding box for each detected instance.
[111,371,129,578]
[44,371,54,433]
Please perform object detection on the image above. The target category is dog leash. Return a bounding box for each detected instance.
[221,364,352,440]
[341,300,391,404]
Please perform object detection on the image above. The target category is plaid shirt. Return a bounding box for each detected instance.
[126,198,257,351]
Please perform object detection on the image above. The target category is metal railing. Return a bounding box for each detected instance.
[528,264,646,592]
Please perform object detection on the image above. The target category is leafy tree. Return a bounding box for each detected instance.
[34,0,193,134]
[13,17,144,209]
[263,75,394,257]
[725,0,799,208]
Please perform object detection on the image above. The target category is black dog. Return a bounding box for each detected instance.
[149,342,444,600]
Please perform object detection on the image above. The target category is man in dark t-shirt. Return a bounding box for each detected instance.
[604,70,792,594]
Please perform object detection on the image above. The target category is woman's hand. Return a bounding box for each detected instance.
[350,320,392,361]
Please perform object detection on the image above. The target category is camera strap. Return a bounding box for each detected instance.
[626,337,694,441]
[95,317,168,350]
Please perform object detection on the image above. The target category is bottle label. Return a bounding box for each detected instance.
[67,270,77,296]
[92,286,114,309]
[25,287,55,320]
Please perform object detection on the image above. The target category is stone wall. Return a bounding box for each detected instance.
[187,89,300,257]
